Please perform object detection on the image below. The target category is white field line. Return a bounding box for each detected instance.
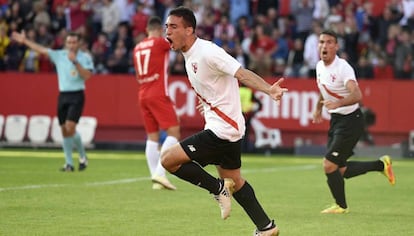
[0,164,317,192]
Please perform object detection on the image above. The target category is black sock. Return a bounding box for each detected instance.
[171,161,221,194]
[326,169,347,209]
[343,161,383,179]
[233,181,273,230]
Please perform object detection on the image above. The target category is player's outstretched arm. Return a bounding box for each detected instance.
[11,31,49,55]
[234,67,288,101]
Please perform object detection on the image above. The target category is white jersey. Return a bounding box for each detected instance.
[316,55,359,115]
[182,38,245,141]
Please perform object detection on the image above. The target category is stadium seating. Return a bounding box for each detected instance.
[409,130,414,152]
[4,114,28,143]
[51,117,63,144]
[0,114,4,140]
[51,116,98,146]
[76,116,98,145]
[28,115,52,144]
[251,118,282,149]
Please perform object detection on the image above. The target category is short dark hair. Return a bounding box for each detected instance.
[168,6,196,32]
[147,16,162,30]
[320,29,338,42]
[66,31,81,41]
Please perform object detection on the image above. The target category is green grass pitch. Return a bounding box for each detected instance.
[0,148,413,236]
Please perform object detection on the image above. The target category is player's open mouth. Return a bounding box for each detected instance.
[322,51,327,55]
[166,37,172,44]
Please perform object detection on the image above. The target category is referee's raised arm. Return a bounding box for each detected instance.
[11,30,49,55]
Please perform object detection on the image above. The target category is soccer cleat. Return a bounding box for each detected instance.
[60,164,74,172]
[253,227,279,236]
[152,175,177,190]
[253,221,279,236]
[213,178,235,220]
[152,183,165,190]
[78,157,88,171]
[321,204,349,214]
[380,155,395,185]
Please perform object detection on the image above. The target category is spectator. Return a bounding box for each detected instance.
[385,24,401,64]
[365,41,387,67]
[355,56,374,79]
[4,1,24,32]
[197,12,215,41]
[291,0,314,41]
[130,2,149,37]
[88,0,104,41]
[336,20,359,67]
[18,0,33,25]
[52,28,68,49]
[271,28,289,62]
[373,56,394,80]
[102,0,120,41]
[399,0,414,27]
[248,24,276,77]
[106,40,129,73]
[213,31,236,55]
[229,0,249,26]
[36,24,54,48]
[4,29,25,71]
[115,0,135,24]
[265,7,280,35]
[66,0,91,37]
[273,58,287,77]
[0,23,9,70]
[313,0,329,22]
[285,38,307,78]
[111,22,133,52]
[50,4,67,34]
[214,15,236,41]
[234,43,248,68]
[32,0,51,29]
[19,28,40,72]
[170,51,186,75]
[252,0,279,16]
[239,83,262,153]
[376,6,403,47]
[393,29,413,79]
[91,32,111,73]
[304,21,322,78]
[235,15,251,43]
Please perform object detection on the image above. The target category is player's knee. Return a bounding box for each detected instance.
[160,148,174,172]
[323,158,337,173]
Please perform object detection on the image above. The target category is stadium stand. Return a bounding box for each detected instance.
[4,114,28,143]
[27,115,52,144]
[76,116,98,146]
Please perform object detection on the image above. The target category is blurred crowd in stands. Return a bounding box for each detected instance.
[0,0,414,80]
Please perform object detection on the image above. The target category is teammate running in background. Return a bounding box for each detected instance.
[312,29,395,214]
[133,16,180,190]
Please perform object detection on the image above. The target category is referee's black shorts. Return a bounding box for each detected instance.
[180,129,242,170]
[325,108,364,167]
[57,90,85,125]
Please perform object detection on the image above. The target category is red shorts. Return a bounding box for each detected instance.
[139,96,179,133]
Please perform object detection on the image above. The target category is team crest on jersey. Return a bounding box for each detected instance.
[331,74,337,82]
[191,62,198,74]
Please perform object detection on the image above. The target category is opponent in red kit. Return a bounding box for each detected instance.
[133,16,180,190]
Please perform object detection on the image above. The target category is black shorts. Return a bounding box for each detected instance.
[57,90,85,125]
[325,108,364,167]
[180,129,242,169]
